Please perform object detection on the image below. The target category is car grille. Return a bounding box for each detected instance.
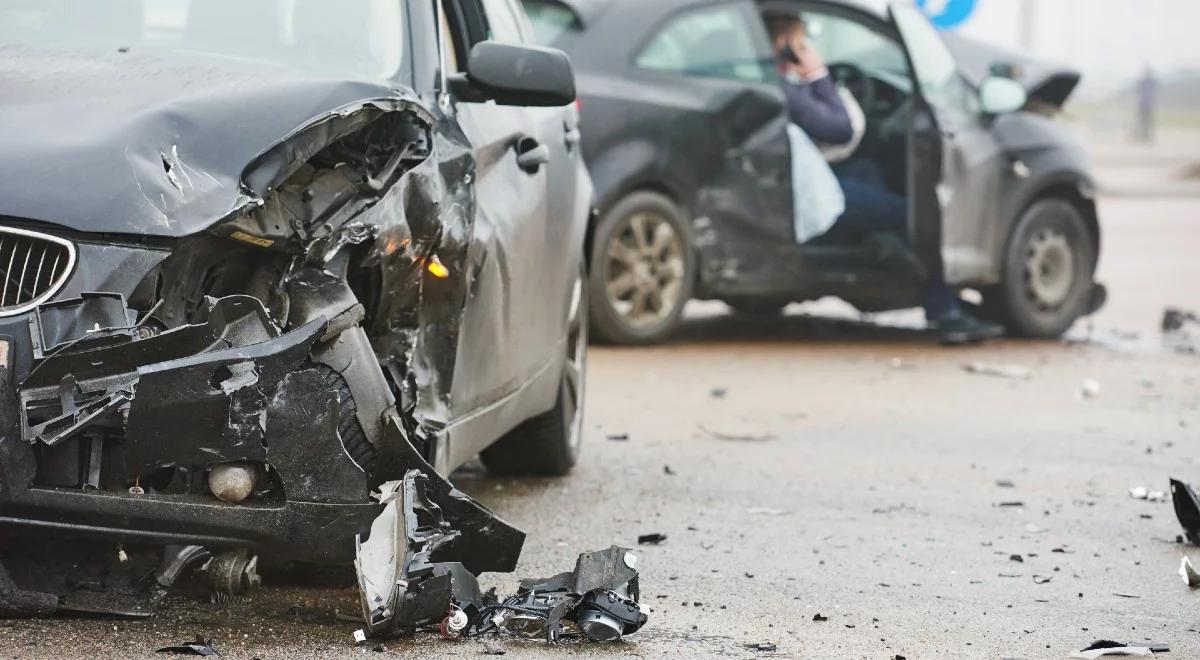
[0,227,75,317]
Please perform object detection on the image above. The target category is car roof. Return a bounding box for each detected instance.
[554,0,889,28]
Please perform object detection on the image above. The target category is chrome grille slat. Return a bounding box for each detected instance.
[0,227,75,316]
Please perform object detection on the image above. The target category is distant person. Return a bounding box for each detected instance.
[1136,65,1157,144]
[765,11,1004,344]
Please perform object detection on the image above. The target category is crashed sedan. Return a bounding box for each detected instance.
[0,0,607,636]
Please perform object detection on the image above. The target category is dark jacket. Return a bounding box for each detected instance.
[782,73,854,146]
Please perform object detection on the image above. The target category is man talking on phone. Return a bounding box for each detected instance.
[765,11,1005,345]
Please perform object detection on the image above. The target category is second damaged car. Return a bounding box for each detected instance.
[0,0,600,634]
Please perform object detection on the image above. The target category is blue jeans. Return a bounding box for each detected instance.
[832,159,960,320]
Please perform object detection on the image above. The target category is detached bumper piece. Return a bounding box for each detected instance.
[355,472,647,645]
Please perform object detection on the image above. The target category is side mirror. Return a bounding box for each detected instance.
[450,41,576,107]
[979,76,1028,115]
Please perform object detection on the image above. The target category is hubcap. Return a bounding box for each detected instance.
[1024,228,1075,310]
[603,212,686,329]
[563,271,587,454]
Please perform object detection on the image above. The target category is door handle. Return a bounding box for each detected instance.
[564,128,582,150]
[515,137,550,174]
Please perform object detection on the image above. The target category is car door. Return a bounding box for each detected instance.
[445,0,577,452]
[888,3,1007,283]
[632,0,794,247]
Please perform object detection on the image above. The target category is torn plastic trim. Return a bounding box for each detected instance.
[354,472,645,643]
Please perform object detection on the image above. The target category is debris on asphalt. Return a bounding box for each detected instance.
[996,479,1016,488]
[997,501,1026,508]
[1032,575,1053,585]
[698,424,777,443]
[471,547,647,642]
[812,613,828,622]
[710,387,729,399]
[1079,379,1102,400]
[354,473,647,644]
[1171,478,1200,544]
[638,533,668,545]
[1010,554,1025,563]
[1070,639,1165,658]
[1180,557,1200,588]
[482,638,507,655]
[353,629,368,645]
[155,637,219,656]
[963,362,1032,380]
[664,465,676,476]
[1129,486,1167,502]
[1163,308,1198,332]
[745,642,778,652]
[747,507,791,516]
[606,433,631,441]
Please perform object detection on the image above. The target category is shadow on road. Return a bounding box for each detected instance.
[668,311,937,346]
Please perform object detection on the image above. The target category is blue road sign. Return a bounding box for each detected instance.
[915,0,978,30]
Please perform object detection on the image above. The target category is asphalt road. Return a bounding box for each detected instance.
[2,143,1199,658]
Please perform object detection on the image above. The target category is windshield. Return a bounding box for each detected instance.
[0,0,408,81]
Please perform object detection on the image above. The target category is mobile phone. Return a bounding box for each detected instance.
[779,44,801,65]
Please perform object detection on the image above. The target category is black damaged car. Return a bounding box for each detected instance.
[524,0,1106,344]
[0,0,593,622]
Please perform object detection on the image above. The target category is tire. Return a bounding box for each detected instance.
[481,267,587,477]
[990,198,1098,338]
[588,191,694,345]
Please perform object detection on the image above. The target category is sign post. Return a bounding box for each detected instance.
[914,0,978,30]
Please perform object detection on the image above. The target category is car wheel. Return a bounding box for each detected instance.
[481,267,587,476]
[589,192,694,345]
[992,198,1097,338]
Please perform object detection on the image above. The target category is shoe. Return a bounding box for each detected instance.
[932,310,1005,345]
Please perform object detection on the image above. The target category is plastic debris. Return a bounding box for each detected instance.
[1163,308,1198,332]
[812,613,828,622]
[637,533,667,546]
[1171,478,1200,544]
[1080,379,1102,400]
[482,638,507,655]
[1130,486,1167,502]
[1070,640,1165,659]
[353,630,367,645]
[155,637,219,656]
[963,362,1032,380]
[1180,557,1200,588]
[745,642,778,652]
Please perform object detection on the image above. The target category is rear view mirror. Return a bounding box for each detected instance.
[979,76,1028,115]
[451,41,576,107]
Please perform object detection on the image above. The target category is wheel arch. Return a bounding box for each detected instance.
[995,171,1100,283]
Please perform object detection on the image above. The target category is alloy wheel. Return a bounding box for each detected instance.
[602,212,686,329]
[1023,227,1076,311]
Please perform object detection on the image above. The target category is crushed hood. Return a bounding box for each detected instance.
[0,43,418,237]
[944,34,1082,109]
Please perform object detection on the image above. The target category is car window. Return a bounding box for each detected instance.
[0,0,407,82]
[520,0,580,46]
[636,2,772,83]
[890,4,978,119]
[479,0,526,43]
[801,11,908,78]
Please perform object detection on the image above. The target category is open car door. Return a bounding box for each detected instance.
[888,2,1005,283]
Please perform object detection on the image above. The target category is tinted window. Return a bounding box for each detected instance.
[0,0,407,81]
[521,0,579,45]
[636,3,771,82]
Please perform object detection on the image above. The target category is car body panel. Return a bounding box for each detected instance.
[0,0,590,572]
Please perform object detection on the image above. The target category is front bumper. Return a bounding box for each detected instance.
[0,293,378,563]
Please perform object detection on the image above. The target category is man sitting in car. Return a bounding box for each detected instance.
[765,11,1004,345]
